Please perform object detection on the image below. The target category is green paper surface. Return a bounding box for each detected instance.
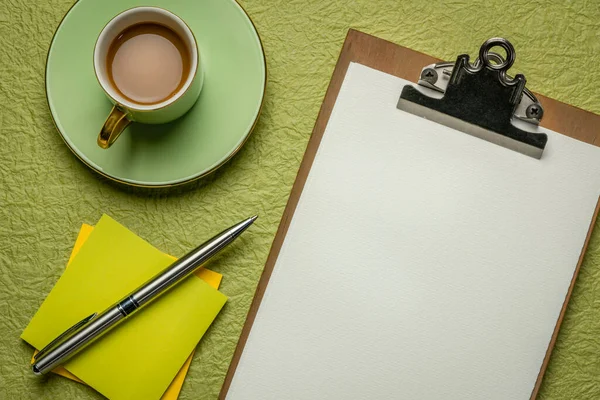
[21,215,227,400]
[1,0,600,399]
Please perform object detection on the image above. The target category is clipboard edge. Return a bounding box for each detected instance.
[529,197,600,399]
[218,27,360,400]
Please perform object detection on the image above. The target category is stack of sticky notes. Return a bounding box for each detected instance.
[21,215,227,399]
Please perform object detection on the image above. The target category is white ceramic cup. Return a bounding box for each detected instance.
[93,7,203,149]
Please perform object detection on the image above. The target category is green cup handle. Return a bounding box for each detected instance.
[98,106,131,149]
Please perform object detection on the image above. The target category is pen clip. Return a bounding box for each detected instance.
[33,312,97,361]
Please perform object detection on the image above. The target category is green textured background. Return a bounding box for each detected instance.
[1,0,599,398]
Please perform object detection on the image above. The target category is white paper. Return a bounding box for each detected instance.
[227,63,600,399]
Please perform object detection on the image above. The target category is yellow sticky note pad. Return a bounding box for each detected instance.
[22,215,227,400]
[31,223,223,398]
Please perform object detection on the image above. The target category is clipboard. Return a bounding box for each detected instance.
[220,30,600,399]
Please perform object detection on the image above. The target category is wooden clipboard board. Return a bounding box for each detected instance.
[220,29,600,399]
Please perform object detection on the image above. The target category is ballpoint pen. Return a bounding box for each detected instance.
[32,215,257,375]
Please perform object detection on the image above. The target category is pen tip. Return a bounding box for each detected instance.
[250,215,258,223]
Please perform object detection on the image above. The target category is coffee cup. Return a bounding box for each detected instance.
[93,7,203,149]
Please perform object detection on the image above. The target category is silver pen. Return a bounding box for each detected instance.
[32,215,257,375]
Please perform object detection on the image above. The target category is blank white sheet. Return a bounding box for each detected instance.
[227,63,600,399]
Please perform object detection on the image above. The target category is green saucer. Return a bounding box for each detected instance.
[47,0,266,187]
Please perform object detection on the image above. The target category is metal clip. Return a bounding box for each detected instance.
[398,38,548,158]
[418,54,544,125]
[33,312,97,361]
